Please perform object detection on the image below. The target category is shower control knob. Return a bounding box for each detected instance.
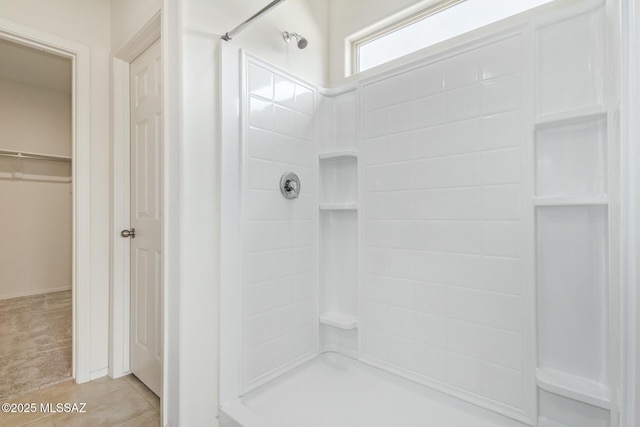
[280,172,301,199]
[284,179,298,193]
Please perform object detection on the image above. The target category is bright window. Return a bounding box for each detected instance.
[354,0,554,73]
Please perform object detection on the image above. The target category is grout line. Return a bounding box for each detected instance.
[363,218,519,223]
[363,272,524,298]
[361,245,521,260]
[246,220,314,224]
[246,121,314,143]
[248,92,314,117]
[364,106,521,137]
[363,71,522,114]
[127,380,160,413]
[0,376,71,404]
[15,396,53,427]
[15,412,50,427]
[246,245,314,255]
[247,154,314,169]
[112,409,159,427]
[246,297,314,321]
[363,183,521,193]
[245,273,313,288]
[362,145,521,166]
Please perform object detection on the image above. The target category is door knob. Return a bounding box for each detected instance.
[121,228,136,238]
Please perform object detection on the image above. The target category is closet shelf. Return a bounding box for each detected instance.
[533,195,608,207]
[319,149,358,161]
[0,149,71,163]
[536,368,610,409]
[11,174,71,183]
[535,105,606,128]
[0,149,72,182]
[319,203,358,211]
[319,312,358,330]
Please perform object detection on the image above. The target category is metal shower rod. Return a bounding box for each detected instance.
[221,0,287,41]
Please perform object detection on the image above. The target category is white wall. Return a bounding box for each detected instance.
[0,181,72,298]
[0,0,112,377]
[111,0,162,52]
[186,0,329,85]
[0,79,71,156]
[0,79,72,299]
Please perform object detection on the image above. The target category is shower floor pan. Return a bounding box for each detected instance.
[220,352,527,427]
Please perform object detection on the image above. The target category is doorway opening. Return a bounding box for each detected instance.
[0,38,72,399]
[0,17,91,395]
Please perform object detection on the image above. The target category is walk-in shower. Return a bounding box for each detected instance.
[218,0,619,426]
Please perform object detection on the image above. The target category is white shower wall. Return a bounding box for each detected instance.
[360,32,533,419]
[242,59,317,390]
[222,1,615,426]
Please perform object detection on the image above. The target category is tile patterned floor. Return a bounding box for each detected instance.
[0,291,72,401]
[0,375,160,427]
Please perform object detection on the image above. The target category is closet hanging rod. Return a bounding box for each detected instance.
[221,0,287,41]
[0,150,71,163]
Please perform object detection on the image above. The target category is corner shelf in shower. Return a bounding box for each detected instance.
[319,149,358,161]
[533,195,608,207]
[534,105,607,128]
[536,368,610,410]
[319,203,358,211]
[319,312,358,330]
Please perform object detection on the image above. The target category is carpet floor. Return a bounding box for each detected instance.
[0,290,72,401]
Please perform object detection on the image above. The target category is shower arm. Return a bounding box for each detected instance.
[221,0,287,41]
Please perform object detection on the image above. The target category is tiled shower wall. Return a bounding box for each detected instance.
[361,34,531,415]
[242,60,316,390]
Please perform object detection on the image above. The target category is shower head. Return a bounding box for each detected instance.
[283,31,308,49]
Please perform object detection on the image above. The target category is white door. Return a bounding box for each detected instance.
[128,39,162,396]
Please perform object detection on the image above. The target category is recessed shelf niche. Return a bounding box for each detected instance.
[317,89,359,358]
[534,4,611,421]
[533,107,610,412]
[318,209,358,320]
[535,114,607,197]
[319,155,357,206]
[536,205,609,406]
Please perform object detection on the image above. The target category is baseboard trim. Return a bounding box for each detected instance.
[90,368,109,381]
[0,286,72,300]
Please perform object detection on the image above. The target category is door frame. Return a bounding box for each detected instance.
[0,18,92,383]
[620,0,640,425]
[110,12,162,380]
